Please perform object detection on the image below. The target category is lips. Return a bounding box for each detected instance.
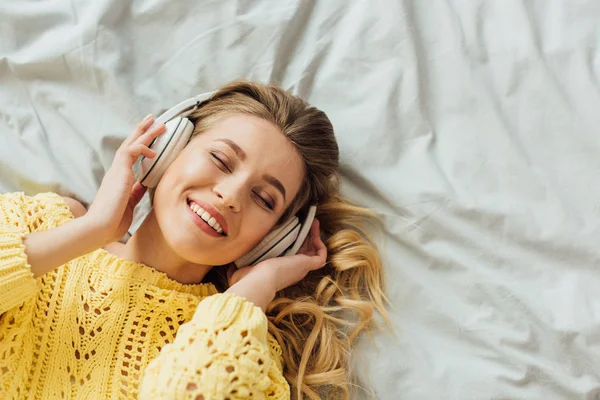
[186,197,229,236]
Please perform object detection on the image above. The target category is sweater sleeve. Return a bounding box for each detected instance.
[139,292,291,400]
[0,192,73,316]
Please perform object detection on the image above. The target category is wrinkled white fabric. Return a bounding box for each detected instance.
[1,1,599,399]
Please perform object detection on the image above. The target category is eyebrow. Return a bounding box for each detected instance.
[215,138,287,202]
[216,138,246,161]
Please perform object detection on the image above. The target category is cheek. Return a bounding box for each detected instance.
[159,153,215,191]
[236,216,277,252]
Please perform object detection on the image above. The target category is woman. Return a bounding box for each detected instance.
[0,80,389,399]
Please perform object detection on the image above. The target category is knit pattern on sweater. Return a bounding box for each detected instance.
[0,192,289,399]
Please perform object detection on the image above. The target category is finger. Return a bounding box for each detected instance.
[133,122,167,147]
[311,247,327,270]
[312,218,321,239]
[127,182,147,209]
[140,146,157,159]
[312,219,321,244]
[298,219,319,254]
[131,182,147,201]
[123,114,154,147]
[112,144,157,176]
[310,222,327,270]
[127,143,157,162]
[307,219,321,252]
[297,234,312,255]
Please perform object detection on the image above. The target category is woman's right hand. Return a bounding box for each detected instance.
[84,114,166,245]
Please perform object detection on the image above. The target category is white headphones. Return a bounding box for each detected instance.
[133,91,317,269]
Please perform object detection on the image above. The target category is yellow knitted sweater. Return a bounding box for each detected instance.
[0,192,290,399]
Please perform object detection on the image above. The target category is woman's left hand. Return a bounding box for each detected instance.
[225,219,327,311]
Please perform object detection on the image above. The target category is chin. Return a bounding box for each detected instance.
[164,229,216,263]
[162,227,240,267]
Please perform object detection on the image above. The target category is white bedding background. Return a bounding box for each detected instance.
[1,1,600,399]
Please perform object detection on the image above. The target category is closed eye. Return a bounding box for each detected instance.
[254,193,274,210]
[210,152,230,172]
[210,152,275,211]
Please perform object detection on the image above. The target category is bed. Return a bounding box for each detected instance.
[1,0,599,398]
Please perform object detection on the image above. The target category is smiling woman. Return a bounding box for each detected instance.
[141,81,392,399]
[152,113,303,260]
[0,80,389,400]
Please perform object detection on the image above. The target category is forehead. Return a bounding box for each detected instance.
[200,113,281,144]
[189,113,305,201]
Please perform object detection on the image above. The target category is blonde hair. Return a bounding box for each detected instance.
[182,80,391,399]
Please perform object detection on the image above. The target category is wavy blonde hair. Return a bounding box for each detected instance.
[181,80,390,399]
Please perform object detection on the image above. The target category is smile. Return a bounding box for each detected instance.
[186,200,227,237]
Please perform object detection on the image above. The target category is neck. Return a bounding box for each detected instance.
[122,210,213,284]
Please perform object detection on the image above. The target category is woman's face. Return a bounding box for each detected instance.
[153,113,305,266]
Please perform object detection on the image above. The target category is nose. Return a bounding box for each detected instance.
[213,180,243,213]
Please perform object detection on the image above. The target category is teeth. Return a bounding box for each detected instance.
[189,202,224,234]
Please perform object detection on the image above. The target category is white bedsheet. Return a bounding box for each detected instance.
[1,0,600,398]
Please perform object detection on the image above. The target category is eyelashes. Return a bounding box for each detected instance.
[210,152,231,172]
[209,152,275,210]
[256,194,274,210]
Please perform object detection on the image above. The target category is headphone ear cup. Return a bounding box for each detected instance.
[136,117,193,188]
[234,217,300,268]
[284,205,317,256]
[252,224,300,266]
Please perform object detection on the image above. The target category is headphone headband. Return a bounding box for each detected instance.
[152,91,216,128]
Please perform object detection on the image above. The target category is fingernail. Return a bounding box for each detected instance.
[143,114,152,121]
